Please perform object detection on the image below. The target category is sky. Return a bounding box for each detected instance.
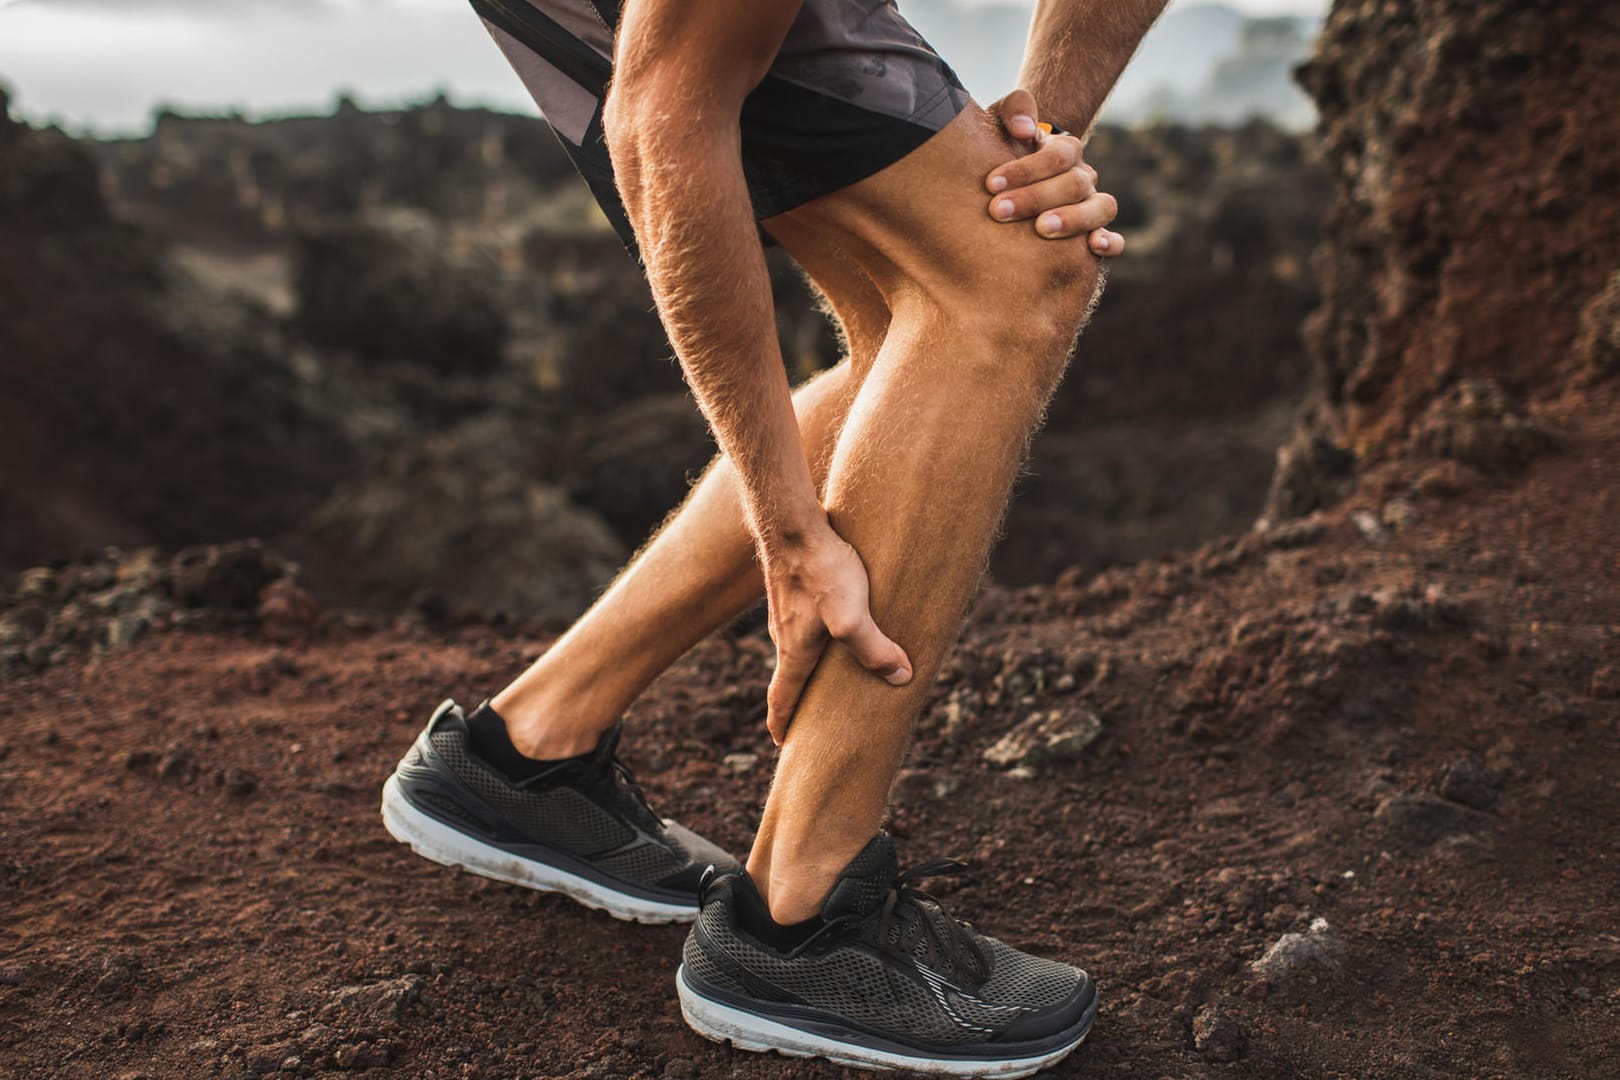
[0,0,1331,135]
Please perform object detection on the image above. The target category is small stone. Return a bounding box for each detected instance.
[280,1057,301,1073]
[1191,1003,1246,1062]
[1352,511,1386,545]
[1413,460,1474,499]
[1251,917,1344,985]
[106,612,149,649]
[257,579,320,643]
[15,567,58,602]
[1375,791,1483,846]
[158,744,197,785]
[326,975,424,1022]
[1437,757,1501,811]
[0,964,32,985]
[1381,499,1419,530]
[982,709,1102,769]
[95,961,135,995]
[221,768,259,797]
[721,751,758,775]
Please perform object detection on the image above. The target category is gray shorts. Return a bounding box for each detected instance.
[471,0,970,253]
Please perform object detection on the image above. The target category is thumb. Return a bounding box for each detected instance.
[996,88,1040,142]
[837,611,914,687]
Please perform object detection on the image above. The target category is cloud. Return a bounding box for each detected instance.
[2,0,346,13]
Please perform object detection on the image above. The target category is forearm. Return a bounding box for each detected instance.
[1018,0,1171,135]
[609,114,821,550]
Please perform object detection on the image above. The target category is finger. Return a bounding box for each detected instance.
[766,646,822,746]
[1088,228,1126,256]
[989,165,1097,222]
[831,610,913,686]
[1031,191,1120,239]
[986,134,1083,194]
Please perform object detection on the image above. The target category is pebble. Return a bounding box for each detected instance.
[1375,791,1482,846]
[1437,757,1501,811]
[1192,1003,1246,1062]
[1251,917,1345,985]
[721,751,758,775]
[982,709,1102,769]
[326,975,425,1021]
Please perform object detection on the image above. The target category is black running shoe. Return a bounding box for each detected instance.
[382,699,738,924]
[677,832,1097,1077]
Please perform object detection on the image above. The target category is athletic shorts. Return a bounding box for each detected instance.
[471,0,969,254]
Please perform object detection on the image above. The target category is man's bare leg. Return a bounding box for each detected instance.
[491,244,891,759]
[744,106,1103,923]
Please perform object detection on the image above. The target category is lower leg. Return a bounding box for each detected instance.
[492,242,889,760]
[741,108,1102,922]
[492,363,855,758]
[745,305,1084,920]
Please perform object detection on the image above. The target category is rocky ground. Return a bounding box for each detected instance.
[2,373,1615,1079]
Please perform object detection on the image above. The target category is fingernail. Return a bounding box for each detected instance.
[995,198,1015,219]
[1095,234,1110,252]
[1039,212,1062,234]
[988,175,1008,193]
[885,668,912,686]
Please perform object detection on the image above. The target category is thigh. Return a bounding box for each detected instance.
[766,104,1095,311]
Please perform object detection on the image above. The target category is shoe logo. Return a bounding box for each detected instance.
[914,966,1029,1034]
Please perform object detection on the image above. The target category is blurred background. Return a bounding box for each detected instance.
[0,0,1332,623]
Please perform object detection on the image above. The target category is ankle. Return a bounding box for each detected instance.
[747,843,864,925]
[491,691,609,761]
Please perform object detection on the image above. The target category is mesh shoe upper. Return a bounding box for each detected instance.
[682,832,1094,1051]
[394,700,737,896]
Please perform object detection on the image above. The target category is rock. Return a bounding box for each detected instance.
[1410,379,1559,473]
[293,219,508,375]
[220,768,259,797]
[157,743,198,785]
[982,709,1103,770]
[256,579,320,642]
[1251,917,1344,984]
[1375,791,1483,846]
[94,959,136,995]
[1437,757,1501,811]
[327,975,424,1022]
[721,752,758,775]
[1257,431,1356,525]
[1573,271,1620,378]
[1413,460,1475,500]
[564,394,717,545]
[307,420,625,620]
[171,542,291,611]
[1192,1003,1246,1062]
[0,964,32,986]
[106,612,148,649]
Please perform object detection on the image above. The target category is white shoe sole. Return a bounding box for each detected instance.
[676,964,1090,1078]
[380,773,695,925]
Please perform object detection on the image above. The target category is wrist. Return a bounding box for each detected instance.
[755,503,832,557]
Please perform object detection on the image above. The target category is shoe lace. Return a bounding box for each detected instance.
[873,858,987,984]
[592,725,658,819]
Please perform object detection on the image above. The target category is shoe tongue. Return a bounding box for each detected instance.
[819,832,898,920]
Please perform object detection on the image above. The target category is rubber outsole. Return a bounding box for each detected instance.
[675,964,1092,1078]
[380,773,696,925]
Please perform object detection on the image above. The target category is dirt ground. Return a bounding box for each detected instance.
[2,381,1617,1080]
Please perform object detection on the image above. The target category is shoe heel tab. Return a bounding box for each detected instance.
[426,699,462,732]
